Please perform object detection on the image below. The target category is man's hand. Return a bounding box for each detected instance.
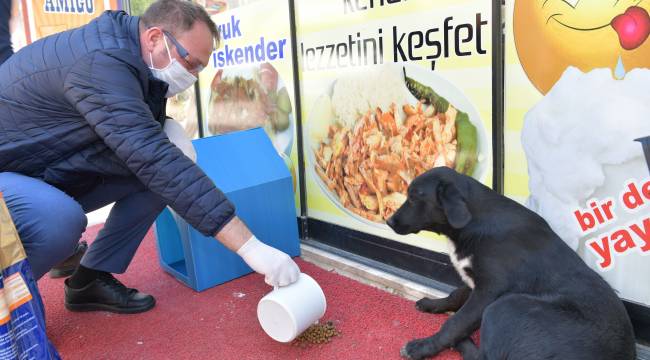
[236,236,300,287]
[215,216,300,287]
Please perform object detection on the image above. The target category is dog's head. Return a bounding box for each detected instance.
[386,167,472,235]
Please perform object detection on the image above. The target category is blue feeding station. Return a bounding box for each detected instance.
[153,127,300,291]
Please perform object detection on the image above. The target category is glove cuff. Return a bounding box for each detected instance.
[236,235,260,256]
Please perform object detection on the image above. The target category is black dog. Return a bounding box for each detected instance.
[386,167,636,360]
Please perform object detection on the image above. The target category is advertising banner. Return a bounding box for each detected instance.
[196,0,300,211]
[21,0,121,42]
[296,0,494,253]
[504,0,650,305]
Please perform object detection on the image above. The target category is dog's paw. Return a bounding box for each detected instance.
[400,339,437,360]
[400,344,413,359]
[415,297,441,313]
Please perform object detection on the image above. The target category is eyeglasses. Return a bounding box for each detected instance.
[161,29,206,73]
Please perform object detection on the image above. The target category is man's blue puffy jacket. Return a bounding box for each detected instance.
[0,11,235,236]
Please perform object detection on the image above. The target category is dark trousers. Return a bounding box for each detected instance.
[0,172,166,280]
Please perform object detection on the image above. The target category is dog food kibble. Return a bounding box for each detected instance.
[292,321,341,347]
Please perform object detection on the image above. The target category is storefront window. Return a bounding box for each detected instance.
[195,0,300,210]
[295,0,494,254]
[504,0,650,307]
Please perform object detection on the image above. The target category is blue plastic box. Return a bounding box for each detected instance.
[153,127,300,292]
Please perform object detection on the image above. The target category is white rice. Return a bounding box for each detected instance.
[331,65,409,128]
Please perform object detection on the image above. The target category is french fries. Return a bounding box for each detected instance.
[314,101,458,223]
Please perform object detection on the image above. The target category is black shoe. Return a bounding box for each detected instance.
[64,274,155,314]
[49,241,88,279]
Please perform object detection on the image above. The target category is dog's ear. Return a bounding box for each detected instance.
[438,182,472,229]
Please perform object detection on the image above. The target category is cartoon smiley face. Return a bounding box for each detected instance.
[514,0,650,94]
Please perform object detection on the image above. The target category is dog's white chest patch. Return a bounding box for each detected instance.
[448,241,475,289]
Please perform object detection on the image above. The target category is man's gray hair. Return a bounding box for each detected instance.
[141,0,220,48]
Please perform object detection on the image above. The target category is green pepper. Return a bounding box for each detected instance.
[454,112,478,176]
[402,67,479,176]
[403,67,449,114]
[276,87,292,114]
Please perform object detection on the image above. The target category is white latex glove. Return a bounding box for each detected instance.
[237,236,300,287]
[164,117,197,162]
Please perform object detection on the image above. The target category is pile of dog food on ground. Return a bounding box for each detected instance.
[292,321,341,347]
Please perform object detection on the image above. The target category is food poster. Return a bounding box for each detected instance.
[296,1,494,253]
[196,0,300,211]
[504,0,650,305]
[21,0,121,43]
[128,0,201,139]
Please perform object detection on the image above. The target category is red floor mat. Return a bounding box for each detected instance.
[38,225,474,360]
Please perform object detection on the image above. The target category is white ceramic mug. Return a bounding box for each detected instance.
[257,273,326,342]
